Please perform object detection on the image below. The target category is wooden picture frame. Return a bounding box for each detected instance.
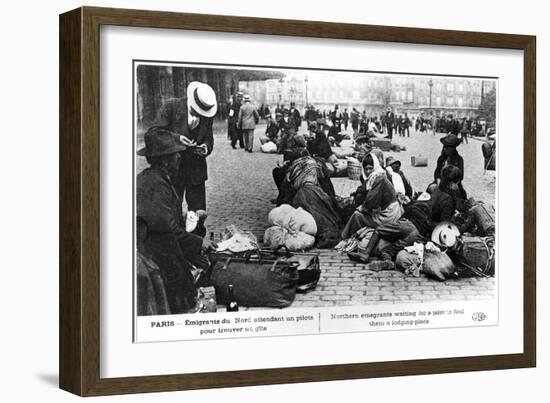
[59,6,536,396]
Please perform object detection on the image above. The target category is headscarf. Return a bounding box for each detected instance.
[386,166,406,194]
[362,151,387,191]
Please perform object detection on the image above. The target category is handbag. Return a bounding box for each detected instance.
[208,249,299,308]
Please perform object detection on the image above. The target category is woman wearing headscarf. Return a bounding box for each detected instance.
[433,133,467,202]
[429,164,465,225]
[341,150,403,239]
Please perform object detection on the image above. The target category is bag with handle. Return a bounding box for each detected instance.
[208,250,299,308]
[258,246,321,293]
[454,236,495,277]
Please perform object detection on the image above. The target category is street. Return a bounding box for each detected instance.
[136,121,496,307]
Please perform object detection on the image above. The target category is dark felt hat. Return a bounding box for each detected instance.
[440,133,462,147]
[385,156,401,167]
[137,127,187,157]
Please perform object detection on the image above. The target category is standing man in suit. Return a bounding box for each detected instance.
[289,101,302,131]
[153,81,217,211]
[229,92,244,149]
[238,94,260,153]
[383,107,396,139]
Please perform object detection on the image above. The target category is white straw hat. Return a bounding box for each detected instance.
[187,81,218,118]
[431,222,460,248]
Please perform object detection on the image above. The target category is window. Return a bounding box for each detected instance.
[352,90,360,100]
[457,97,463,107]
[446,96,454,106]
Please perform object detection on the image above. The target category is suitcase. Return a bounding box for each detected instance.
[208,250,299,308]
[411,156,428,167]
[371,138,393,152]
[210,246,321,294]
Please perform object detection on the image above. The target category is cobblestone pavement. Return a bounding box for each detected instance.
[137,121,496,308]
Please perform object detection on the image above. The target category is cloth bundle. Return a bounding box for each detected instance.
[216,226,259,253]
[264,204,317,251]
[260,141,278,153]
[396,241,456,281]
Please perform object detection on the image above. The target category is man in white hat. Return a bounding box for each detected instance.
[237,94,259,153]
[153,81,217,210]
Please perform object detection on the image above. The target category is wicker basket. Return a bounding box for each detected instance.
[347,159,362,180]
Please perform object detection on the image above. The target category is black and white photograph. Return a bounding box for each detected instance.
[134,61,497,339]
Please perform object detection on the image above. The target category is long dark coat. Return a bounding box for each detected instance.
[136,166,203,312]
[154,98,214,185]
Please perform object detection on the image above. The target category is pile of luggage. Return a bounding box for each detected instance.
[137,224,322,315]
[395,223,495,281]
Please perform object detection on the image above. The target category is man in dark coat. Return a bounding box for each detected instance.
[228,92,244,149]
[306,121,333,159]
[383,107,396,139]
[136,127,214,313]
[154,81,217,211]
[289,102,302,130]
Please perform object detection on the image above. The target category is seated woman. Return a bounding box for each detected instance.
[348,196,432,265]
[341,151,403,239]
[136,127,214,314]
[287,156,343,248]
[429,164,466,226]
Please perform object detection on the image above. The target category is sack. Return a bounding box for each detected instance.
[455,236,495,277]
[136,253,171,316]
[263,225,288,248]
[422,248,455,281]
[261,141,278,153]
[259,246,321,293]
[284,231,316,251]
[284,207,317,236]
[209,252,299,308]
[268,204,295,226]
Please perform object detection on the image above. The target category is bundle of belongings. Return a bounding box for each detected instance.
[206,225,322,309]
[260,141,278,153]
[264,204,317,251]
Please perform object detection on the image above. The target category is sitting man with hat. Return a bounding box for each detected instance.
[259,112,280,146]
[154,81,217,212]
[306,121,333,160]
[136,127,215,313]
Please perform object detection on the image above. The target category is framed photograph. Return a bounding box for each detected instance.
[59,6,536,396]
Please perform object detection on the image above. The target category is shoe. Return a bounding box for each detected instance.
[347,251,370,264]
[366,261,395,272]
[231,145,237,149]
